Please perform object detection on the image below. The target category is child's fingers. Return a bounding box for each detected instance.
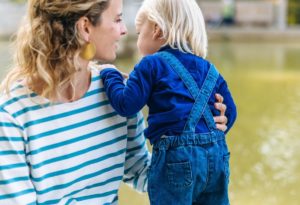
[89,62,117,71]
[100,64,117,70]
[121,72,129,79]
[91,62,127,78]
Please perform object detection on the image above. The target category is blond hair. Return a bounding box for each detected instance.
[136,0,208,58]
[1,0,109,99]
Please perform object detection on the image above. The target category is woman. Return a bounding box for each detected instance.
[0,0,228,204]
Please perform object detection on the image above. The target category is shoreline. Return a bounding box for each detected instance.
[2,27,300,43]
[207,27,300,42]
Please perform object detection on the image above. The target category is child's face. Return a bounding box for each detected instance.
[136,17,165,56]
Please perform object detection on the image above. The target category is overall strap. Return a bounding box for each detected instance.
[157,52,199,99]
[157,51,219,133]
[184,64,219,132]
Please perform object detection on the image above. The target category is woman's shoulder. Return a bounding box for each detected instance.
[0,83,26,100]
[0,83,37,114]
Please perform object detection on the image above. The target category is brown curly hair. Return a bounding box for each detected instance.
[2,0,109,100]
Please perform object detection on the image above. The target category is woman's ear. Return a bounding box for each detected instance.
[77,16,92,42]
[152,24,163,40]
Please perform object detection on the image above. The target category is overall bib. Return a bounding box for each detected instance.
[147,52,230,205]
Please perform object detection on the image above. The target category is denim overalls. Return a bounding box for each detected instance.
[147,52,230,205]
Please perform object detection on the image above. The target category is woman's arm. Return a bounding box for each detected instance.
[122,112,151,192]
[0,109,37,204]
[215,75,237,134]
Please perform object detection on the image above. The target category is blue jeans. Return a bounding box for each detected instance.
[148,134,230,205]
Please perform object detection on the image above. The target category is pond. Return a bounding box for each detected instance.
[1,39,300,205]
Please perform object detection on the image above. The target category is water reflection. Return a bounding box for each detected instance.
[209,42,300,71]
[117,41,300,205]
[218,45,300,205]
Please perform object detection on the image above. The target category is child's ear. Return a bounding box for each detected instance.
[152,24,163,40]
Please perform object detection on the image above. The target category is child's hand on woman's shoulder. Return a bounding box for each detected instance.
[90,62,129,78]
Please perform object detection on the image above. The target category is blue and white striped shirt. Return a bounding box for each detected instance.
[0,68,151,205]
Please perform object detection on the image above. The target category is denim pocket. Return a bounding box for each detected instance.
[167,161,193,188]
[223,152,231,180]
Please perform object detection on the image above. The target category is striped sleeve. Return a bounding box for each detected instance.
[123,111,151,192]
[0,108,37,205]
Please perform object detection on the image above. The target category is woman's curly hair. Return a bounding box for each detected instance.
[2,0,109,100]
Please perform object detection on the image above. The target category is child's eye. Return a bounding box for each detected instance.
[136,32,140,35]
[116,18,122,23]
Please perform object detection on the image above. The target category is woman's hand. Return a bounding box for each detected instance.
[214,93,228,132]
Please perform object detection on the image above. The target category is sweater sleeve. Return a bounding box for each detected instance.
[0,109,37,205]
[100,58,154,117]
[122,112,151,192]
[217,75,237,134]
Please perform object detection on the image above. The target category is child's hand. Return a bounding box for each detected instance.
[101,64,129,79]
[90,62,129,79]
[100,64,117,71]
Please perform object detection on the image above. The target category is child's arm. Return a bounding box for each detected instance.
[217,76,237,134]
[100,59,153,117]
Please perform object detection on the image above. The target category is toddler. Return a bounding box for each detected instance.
[100,0,237,204]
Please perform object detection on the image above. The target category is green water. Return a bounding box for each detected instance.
[1,40,299,205]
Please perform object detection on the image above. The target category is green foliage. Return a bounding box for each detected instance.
[288,0,300,25]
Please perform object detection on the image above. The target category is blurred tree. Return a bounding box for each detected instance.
[221,0,236,25]
[288,0,300,25]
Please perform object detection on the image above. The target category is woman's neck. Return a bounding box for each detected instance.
[57,67,91,103]
[27,60,91,103]
[56,59,91,103]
